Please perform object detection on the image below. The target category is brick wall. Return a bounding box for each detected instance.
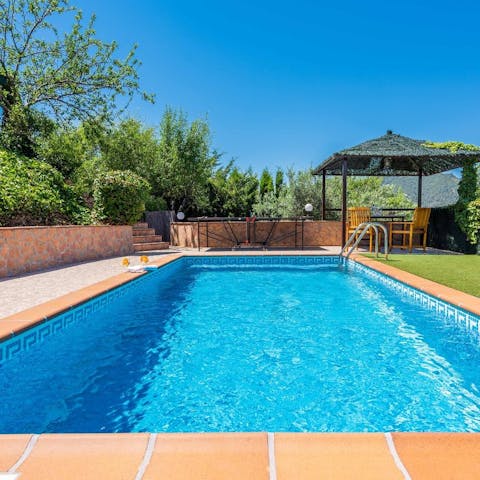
[0,225,133,278]
[171,221,342,248]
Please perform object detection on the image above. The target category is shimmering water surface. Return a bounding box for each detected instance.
[2,257,480,433]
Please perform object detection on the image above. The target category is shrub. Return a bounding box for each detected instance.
[466,199,480,247]
[93,170,150,225]
[455,158,478,237]
[0,149,70,226]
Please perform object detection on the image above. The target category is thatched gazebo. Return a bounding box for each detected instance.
[313,130,479,245]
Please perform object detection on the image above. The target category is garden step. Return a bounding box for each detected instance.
[133,241,170,252]
[132,228,156,237]
[133,235,163,243]
[133,222,149,229]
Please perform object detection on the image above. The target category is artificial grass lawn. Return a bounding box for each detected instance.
[362,254,480,297]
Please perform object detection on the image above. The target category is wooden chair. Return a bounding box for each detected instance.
[347,207,373,251]
[389,208,431,253]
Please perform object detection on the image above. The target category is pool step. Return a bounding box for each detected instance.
[133,235,161,244]
[133,241,170,252]
[132,223,169,251]
[133,222,149,229]
[132,227,156,236]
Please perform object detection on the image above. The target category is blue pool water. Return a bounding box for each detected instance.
[1,256,480,433]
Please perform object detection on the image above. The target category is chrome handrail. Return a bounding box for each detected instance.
[339,222,389,261]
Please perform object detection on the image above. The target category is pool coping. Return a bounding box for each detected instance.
[1,431,480,479]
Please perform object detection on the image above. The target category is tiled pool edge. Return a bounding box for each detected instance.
[0,253,184,341]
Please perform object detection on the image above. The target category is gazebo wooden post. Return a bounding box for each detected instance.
[341,159,347,247]
[321,169,326,220]
[417,167,423,207]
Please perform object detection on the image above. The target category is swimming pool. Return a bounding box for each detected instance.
[1,255,480,433]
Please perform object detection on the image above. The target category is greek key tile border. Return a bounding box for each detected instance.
[347,259,480,334]
[0,261,183,365]
[183,255,340,266]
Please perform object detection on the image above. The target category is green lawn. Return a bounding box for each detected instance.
[362,254,480,297]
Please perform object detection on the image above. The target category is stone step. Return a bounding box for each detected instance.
[133,222,149,229]
[133,242,170,252]
[133,235,163,244]
[132,228,156,237]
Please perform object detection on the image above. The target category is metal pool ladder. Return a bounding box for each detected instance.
[339,222,389,261]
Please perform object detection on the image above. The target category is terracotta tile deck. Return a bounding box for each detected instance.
[1,433,480,479]
[1,249,480,478]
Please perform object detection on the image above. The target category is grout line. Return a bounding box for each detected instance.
[134,433,157,480]
[267,432,277,480]
[8,434,39,473]
[385,433,411,480]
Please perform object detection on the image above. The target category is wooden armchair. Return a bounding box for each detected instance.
[347,207,373,251]
[389,207,431,253]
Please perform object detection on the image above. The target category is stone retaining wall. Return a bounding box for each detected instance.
[0,225,133,278]
[171,220,342,248]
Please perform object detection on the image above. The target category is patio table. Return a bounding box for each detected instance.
[371,215,405,222]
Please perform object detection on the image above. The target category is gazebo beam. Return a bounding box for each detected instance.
[321,169,326,220]
[418,167,423,207]
[341,159,347,247]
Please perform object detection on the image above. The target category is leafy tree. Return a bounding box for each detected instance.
[275,168,284,197]
[37,120,103,179]
[326,177,415,218]
[259,168,274,198]
[253,169,414,219]
[100,118,158,178]
[156,108,219,214]
[207,161,259,217]
[253,169,323,218]
[0,0,152,155]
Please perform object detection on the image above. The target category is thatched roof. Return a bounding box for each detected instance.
[313,130,480,176]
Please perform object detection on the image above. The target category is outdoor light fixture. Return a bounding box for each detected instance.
[177,212,185,220]
[304,203,313,213]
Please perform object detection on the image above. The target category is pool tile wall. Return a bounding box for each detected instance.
[347,258,480,336]
[0,225,133,278]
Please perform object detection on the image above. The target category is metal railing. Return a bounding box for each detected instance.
[339,222,389,261]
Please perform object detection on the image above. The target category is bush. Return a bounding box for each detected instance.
[466,199,480,247]
[93,170,150,225]
[0,149,71,226]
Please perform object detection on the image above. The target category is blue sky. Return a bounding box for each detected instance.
[73,0,480,172]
